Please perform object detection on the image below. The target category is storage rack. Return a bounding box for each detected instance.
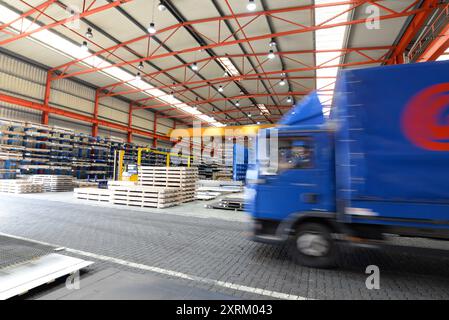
[0,117,184,181]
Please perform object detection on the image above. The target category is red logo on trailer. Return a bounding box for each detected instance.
[402,83,449,151]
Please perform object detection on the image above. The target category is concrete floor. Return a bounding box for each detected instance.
[2,192,449,300]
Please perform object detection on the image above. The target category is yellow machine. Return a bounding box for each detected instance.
[114,148,193,181]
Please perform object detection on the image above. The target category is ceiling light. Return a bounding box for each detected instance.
[287,96,292,103]
[157,2,166,11]
[279,79,286,86]
[138,62,144,70]
[218,86,224,92]
[148,22,156,34]
[269,38,276,47]
[235,101,240,107]
[247,0,257,11]
[191,62,198,71]
[135,72,142,81]
[169,91,174,98]
[268,50,275,60]
[248,113,252,118]
[257,121,260,125]
[80,41,88,52]
[85,28,93,39]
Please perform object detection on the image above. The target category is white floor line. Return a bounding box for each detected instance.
[0,232,309,300]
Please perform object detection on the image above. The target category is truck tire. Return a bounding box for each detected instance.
[289,222,337,268]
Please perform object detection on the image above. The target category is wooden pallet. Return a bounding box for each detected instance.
[74,187,111,202]
[109,185,181,208]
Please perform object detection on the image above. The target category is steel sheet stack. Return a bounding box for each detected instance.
[29,175,74,192]
[138,166,198,203]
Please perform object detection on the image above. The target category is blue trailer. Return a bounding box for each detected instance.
[246,60,449,268]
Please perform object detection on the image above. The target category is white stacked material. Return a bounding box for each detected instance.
[138,167,198,203]
[109,185,180,208]
[0,180,43,194]
[74,187,111,202]
[29,175,74,192]
[197,180,243,193]
[195,191,221,201]
[108,181,137,187]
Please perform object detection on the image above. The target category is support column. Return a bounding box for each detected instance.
[42,71,52,125]
[127,103,133,143]
[152,111,158,148]
[92,89,100,137]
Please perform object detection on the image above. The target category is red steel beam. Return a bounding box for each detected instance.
[50,1,361,75]
[99,46,390,96]
[159,105,294,120]
[0,93,170,141]
[153,112,158,148]
[135,91,314,112]
[41,70,52,125]
[416,6,449,61]
[92,89,100,136]
[50,1,425,81]
[0,0,133,46]
[127,102,133,143]
[132,59,384,108]
[386,0,439,64]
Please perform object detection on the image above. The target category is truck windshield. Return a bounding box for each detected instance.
[260,136,314,175]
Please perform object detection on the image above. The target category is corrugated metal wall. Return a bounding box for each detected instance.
[0,52,172,145]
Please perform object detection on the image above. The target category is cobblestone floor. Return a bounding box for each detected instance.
[1,194,449,300]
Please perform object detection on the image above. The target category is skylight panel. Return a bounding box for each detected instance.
[256,104,270,115]
[217,57,241,77]
[314,0,351,111]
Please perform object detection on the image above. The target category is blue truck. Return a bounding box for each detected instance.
[245,60,449,268]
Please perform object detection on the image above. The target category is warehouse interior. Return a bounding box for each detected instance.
[1,0,449,301]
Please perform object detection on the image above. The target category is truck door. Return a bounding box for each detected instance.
[254,132,334,220]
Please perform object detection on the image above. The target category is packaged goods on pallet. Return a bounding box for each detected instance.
[0,180,44,194]
[28,175,74,192]
[73,180,99,188]
[109,185,180,208]
[107,180,137,187]
[74,187,111,202]
[138,166,198,203]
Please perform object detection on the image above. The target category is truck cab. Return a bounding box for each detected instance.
[246,94,341,267]
[246,61,449,268]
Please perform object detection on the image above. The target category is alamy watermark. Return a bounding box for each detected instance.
[365,265,380,290]
[65,270,81,290]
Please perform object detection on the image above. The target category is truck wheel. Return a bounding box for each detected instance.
[289,222,337,268]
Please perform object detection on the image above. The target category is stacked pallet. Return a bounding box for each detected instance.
[109,185,180,208]
[74,187,111,202]
[29,175,74,192]
[138,167,198,203]
[0,180,44,194]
